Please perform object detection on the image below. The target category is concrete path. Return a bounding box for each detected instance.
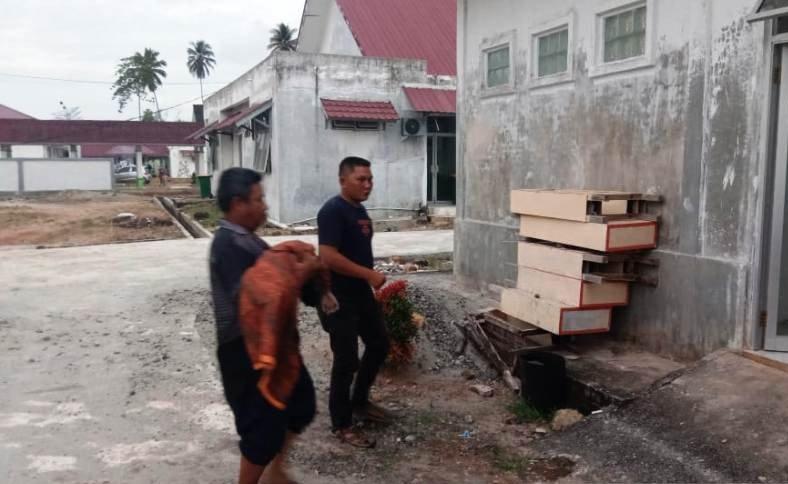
[0,231,451,483]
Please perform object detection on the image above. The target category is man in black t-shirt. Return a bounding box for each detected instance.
[318,156,391,449]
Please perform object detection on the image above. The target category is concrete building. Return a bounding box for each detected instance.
[0,118,202,177]
[197,0,457,224]
[456,0,788,358]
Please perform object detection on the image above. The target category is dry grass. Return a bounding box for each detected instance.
[0,192,184,247]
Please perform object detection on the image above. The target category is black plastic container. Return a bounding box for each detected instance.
[517,351,567,411]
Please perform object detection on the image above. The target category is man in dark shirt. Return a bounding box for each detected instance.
[318,156,391,449]
[210,167,317,484]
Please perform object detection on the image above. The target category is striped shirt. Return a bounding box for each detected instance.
[209,220,269,345]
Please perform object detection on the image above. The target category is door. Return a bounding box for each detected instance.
[427,116,457,204]
[766,44,788,351]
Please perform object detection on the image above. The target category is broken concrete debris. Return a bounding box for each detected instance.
[551,409,584,431]
[470,384,494,398]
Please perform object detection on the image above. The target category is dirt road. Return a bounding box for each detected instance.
[3,235,565,483]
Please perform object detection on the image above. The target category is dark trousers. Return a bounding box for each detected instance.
[320,289,389,430]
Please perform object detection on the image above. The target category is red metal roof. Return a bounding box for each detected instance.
[0,104,35,120]
[403,87,456,114]
[336,0,457,76]
[321,99,399,121]
[81,144,170,158]
[188,102,269,139]
[0,119,202,145]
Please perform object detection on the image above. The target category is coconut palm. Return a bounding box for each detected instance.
[268,23,297,52]
[112,48,168,119]
[187,40,216,104]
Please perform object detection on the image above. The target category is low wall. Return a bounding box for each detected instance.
[0,159,114,193]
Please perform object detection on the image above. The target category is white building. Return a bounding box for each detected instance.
[456,0,788,357]
[198,0,457,224]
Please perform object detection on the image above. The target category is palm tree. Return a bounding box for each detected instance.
[268,23,297,52]
[113,48,167,120]
[187,40,216,105]
[134,48,168,118]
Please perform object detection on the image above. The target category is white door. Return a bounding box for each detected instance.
[766,45,788,351]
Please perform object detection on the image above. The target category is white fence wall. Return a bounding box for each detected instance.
[0,159,113,193]
[0,161,19,192]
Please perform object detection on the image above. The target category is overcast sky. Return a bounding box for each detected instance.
[0,0,304,121]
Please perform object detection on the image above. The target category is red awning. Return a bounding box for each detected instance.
[320,99,399,121]
[187,121,218,140]
[403,87,456,114]
[81,144,170,157]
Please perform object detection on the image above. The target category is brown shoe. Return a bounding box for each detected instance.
[333,427,376,448]
[354,401,395,424]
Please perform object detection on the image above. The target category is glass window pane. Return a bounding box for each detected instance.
[605,15,618,41]
[635,6,646,32]
[604,6,647,62]
[559,30,568,51]
[537,28,569,77]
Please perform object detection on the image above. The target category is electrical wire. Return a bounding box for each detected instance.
[0,71,227,86]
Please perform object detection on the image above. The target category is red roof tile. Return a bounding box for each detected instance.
[0,119,202,145]
[81,144,170,158]
[0,104,35,120]
[336,0,457,76]
[403,87,456,114]
[188,102,269,140]
[321,99,399,121]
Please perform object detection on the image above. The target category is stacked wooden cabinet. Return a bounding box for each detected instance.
[501,189,661,336]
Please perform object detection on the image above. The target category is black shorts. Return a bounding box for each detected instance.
[217,337,316,466]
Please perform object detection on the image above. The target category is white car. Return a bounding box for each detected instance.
[115,166,151,184]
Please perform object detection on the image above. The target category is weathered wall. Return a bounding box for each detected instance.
[167,146,196,178]
[273,53,428,223]
[457,0,769,359]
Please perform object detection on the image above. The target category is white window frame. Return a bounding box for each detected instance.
[481,30,517,97]
[591,0,656,79]
[530,13,575,90]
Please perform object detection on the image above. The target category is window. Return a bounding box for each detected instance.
[486,45,511,88]
[603,5,646,63]
[537,28,569,77]
[48,145,72,159]
[0,145,10,159]
[330,120,383,131]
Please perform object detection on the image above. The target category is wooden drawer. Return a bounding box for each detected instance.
[501,288,612,335]
[519,216,657,252]
[511,189,629,221]
[516,267,629,308]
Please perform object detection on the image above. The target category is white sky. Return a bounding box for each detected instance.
[0,0,304,121]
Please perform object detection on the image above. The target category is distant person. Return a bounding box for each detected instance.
[210,167,325,484]
[317,156,392,448]
[159,166,168,186]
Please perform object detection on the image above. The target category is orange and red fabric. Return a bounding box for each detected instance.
[238,241,329,410]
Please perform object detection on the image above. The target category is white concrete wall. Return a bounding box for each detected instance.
[318,0,362,56]
[11,145,47,158]
[273,52,429,223]
[0,161,19,192]
[22,159,113,192]
[168,146,196,177]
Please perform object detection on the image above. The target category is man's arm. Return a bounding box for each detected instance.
[319,245,386,289]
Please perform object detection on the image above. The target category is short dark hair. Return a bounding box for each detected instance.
[338,156,371,177]
[216,168,262,213]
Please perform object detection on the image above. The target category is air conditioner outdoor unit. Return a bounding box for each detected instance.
[401,118,426,137]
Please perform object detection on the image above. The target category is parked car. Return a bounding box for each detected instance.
[115,166,151,184]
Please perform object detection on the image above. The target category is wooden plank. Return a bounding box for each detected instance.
[511,189,590,221]
[520,216,657,252]
[517,267,629,307]
[501,288,613,335]
[586,213,660,223]
[482,309,546,336]
[582,273,639,284]
[457,320,521,391]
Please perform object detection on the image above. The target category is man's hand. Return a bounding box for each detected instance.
[321,292,340,315]
[367,270,386,290]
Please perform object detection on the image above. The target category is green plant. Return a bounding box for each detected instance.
[507,398,552,424]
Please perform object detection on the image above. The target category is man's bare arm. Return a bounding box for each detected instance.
[319,245,386,289]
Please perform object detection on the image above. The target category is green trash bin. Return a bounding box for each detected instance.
[198,176,212,199]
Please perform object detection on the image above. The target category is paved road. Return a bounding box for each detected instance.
[0,231,452,483]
